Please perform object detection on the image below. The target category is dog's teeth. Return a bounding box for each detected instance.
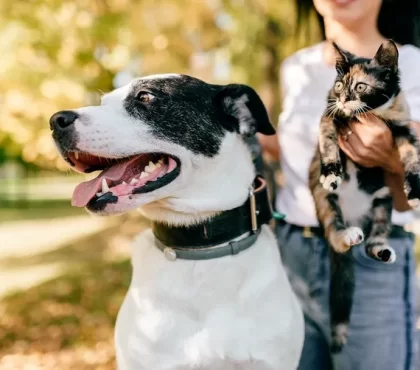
[75,152,79,160]
[96,192,103,197]
[101,178,110,193]
[145,161,157,173]
[139,171,148,179]
[122,181,127,185]
[130,178,137,185]
[156,162,162,168]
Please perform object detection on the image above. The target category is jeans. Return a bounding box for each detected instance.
[276,221,418,370]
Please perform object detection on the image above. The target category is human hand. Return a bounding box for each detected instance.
[337,113,403,174]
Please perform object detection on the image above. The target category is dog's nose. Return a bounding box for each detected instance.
[50,110,78,131]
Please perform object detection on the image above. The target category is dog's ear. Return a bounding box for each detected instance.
[214,84,276,137]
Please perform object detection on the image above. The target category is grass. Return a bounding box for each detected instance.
[0,210,150,369]
[0,199,84,222]
[0,198,418,369]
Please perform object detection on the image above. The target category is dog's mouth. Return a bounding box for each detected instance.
[68,151,180,208]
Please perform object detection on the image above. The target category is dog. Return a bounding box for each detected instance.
[50,74,304,370]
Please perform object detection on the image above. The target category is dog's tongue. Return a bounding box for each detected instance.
[72,156,139,207]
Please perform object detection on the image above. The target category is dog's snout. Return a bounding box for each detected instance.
[50,110,79,131]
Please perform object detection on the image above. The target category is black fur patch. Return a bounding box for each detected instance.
[87,192,118,211]
[321,162,343,180]
[51,126,79,167]
[123,75,275,158]
[123,75,224,157]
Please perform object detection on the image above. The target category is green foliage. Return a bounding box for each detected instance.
[0,0,318,170]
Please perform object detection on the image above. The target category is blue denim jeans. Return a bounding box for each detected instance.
[276,221,418,370]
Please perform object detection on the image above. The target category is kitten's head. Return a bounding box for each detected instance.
[328,39,400,118]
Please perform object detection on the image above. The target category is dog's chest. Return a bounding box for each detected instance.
[114,228,304,370]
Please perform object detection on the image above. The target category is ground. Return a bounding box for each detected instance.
[0,200,150,370]
[0,200,419,370]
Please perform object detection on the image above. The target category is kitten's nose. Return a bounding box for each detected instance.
[337,101,345,110]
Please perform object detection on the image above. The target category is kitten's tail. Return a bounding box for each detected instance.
[329,249,355,353]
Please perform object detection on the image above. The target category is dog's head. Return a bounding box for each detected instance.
[50,74,275,224]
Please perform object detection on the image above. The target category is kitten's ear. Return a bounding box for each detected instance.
[328,41,353,74]
[372,39,399,70]
[331,41,350,64]
[214,84,276,137]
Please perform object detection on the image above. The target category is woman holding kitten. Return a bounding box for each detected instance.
[259,0,420,369]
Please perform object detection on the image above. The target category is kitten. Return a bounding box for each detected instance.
[309,39,420,353]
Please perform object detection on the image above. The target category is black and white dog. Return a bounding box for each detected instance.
[50,74,304,370]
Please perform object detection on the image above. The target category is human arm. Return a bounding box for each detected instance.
[257,133,280,161]
[337,114,420,211]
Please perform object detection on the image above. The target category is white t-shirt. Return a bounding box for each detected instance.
[276,42,420,227]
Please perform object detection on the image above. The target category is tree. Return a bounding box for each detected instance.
[0,0,308,171]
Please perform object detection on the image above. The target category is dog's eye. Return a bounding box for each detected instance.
[136,91,155,103]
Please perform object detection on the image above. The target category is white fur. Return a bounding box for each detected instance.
[338,162,372,223]
[320,173,342,191]
[342,226,364,246]
[229,94,256,136]
[70,75,305,369]
[371,244,397,263]
[140,73,181,80]
[115,226,304,370]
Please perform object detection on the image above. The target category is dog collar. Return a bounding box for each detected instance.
[151,176,273,261]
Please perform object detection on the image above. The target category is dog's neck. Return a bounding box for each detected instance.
[141,134,256,227]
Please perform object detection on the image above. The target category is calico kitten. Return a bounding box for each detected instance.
[309,39,420,353]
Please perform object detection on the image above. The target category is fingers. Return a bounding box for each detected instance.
[338,124,371,166]
[355,113,381,125]
[349,116,391,148]
[338,133,359,162]
[338,137,354,159]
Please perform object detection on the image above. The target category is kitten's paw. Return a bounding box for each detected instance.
[343,227,364,247]
[331,323,348,354]
[404,176,420,206]
[408,198,420,209]
[320,173,342,191]
[368,244,397,263]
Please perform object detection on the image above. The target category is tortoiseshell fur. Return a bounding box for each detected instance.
[309,40,420,353]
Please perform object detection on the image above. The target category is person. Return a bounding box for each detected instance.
[258,1,420,369]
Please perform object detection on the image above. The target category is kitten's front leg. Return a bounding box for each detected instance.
[395,129,420,208]
[319,115,343,191]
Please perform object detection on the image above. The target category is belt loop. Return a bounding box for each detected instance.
[302,226,314,238]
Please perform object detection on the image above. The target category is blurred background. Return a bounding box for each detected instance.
[0,1,417,369]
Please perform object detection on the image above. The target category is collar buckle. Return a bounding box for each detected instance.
[249,186,258,233]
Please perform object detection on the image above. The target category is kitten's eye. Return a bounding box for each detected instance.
[136,91,155,103]
[334,81,344,92]
[355,83,367,93]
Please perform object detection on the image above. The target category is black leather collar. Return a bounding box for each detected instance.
[152,176,273,250]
